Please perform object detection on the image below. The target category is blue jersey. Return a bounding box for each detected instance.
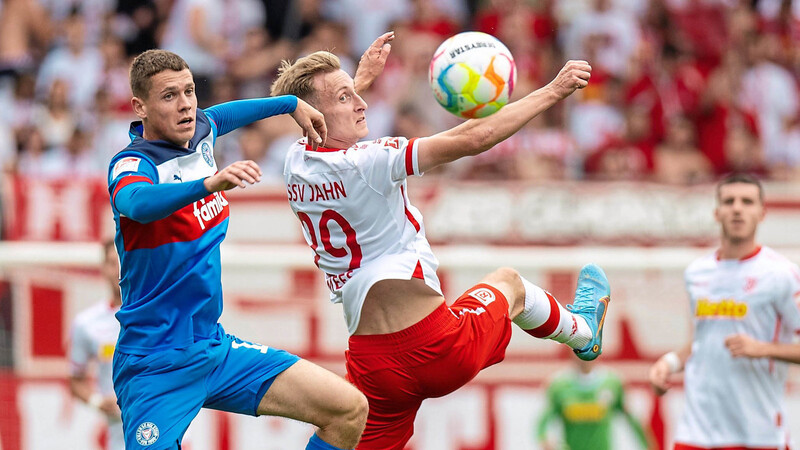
[107,96,297,355]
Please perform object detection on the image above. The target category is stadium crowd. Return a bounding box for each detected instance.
[1,0,799,185]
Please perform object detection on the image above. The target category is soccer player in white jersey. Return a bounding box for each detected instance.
[649,173,800,450]
[69,240,124,450]
[271,33,611,450]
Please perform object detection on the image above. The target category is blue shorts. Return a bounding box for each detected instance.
[113,332,300,449]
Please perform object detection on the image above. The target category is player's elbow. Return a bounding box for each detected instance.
[466,125,496,155]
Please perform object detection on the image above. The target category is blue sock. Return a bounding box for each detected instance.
[305,433,350,450]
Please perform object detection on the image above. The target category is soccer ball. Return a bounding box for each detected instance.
[429,31,516,119]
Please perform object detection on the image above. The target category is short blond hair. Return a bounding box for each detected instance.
[270,51,341,103]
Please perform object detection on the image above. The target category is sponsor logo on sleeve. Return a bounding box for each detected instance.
[112,157,141,178]
[468,287,496,306]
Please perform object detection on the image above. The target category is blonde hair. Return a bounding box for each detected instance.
[130,49,190,99]
[270,51,341,104]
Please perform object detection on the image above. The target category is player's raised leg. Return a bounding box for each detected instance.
[257,359,368,450]
[480,264,611,360]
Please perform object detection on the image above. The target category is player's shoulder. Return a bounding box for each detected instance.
[758,246,800,276]
[363,136,410,151]
[685,251,717,277]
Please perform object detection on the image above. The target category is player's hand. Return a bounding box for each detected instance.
[547,60,592,100]
[354,31,394,93]
[204,160,262,192]
[99,395,122,420]
[725,333,766,358]
[291,98,327,150]
[648,359,672,396]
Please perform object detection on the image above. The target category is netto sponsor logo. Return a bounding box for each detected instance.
[695,298,748,318]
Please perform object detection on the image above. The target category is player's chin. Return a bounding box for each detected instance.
[357,124,369,139]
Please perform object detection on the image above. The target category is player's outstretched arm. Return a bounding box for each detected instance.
[203,96,326,149]
[203,160,262,192]
[354,31,394,94]
[416,60,591,173]
[726,334,800,364]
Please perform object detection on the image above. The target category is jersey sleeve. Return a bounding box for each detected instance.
[108,152,209,223]
[775,262,800,333]
[203,96,298,137]
[352,137,422,193]
[68,320,92,376]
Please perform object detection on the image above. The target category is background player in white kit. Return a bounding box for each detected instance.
[649,173,800,450]
[271,33,610,449]
[69,240,123,450]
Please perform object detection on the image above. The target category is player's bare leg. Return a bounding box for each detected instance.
[478,264,611,360]
[257,360,368,449]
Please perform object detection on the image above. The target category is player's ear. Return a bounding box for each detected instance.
[131,96,147,119]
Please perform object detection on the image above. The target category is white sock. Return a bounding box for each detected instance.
[513,277,592,349]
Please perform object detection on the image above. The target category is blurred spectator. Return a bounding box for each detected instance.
[35,8,102,114]
[723,124,766,176]
[14,127,48,176]
[97,33,132,113]
[654,115,713,184]
[87,89,132,171]
[114,1,160,57]
[408,0,461,40]
[0,0,799,187]
[667,0,729,71]
[561,0,641,77]
[0,0,52,75]
[31,79,77,150]
[740,33,799,170]
[43,127,102,178]
[38,0,117,46]
[569,76,626,155]
[323,0,411,55]
[696,49,759,173]
[3,72,36,132]
[161,0,229,106]
[584,140,649,181]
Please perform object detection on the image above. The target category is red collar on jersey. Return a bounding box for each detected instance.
[716,245,762,261]
[304,143,346,152]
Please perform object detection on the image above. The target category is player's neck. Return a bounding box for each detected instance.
[323,136,355,150]
[718,239,759,260]
[141,125,189,148]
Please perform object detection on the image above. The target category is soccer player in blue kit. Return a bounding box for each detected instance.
[107,49,368,450]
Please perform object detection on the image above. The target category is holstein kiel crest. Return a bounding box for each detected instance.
[136,422,160,446]
[201,142,213,166]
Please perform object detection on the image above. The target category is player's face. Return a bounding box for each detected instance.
[132,68,197,147]
[715,182,765,243]
[313,70,368,148]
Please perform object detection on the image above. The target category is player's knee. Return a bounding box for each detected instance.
[328,387,368,447]
[482,267,523,295]
[343,388,368,432]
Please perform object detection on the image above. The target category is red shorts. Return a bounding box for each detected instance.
[345,283,512,450]
[675,444,787,450]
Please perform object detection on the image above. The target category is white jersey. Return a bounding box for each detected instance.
[676,246,800,448]
[69,300,124,450]
[284,137,442,334]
